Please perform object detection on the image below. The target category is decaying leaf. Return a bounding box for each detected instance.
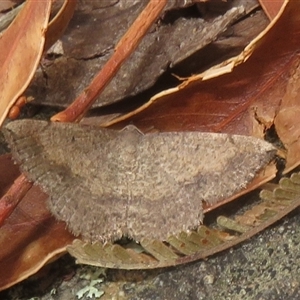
[0,0,51,126]
[29,0,250,109]
[44,0,77,52]
[3,119,276,242]
[0,154,75,291]
[273,60,300,173]
[51,0,169,122]
[104,0,291,131]
[259,0,284,20]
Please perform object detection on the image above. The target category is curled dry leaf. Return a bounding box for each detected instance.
[104,1,289,130]
[105,0,300,174]
[0,155,75,291]
[30,0,251,109]
[0,0,51,127]
[44,0,77,52]
[274,61,300,173]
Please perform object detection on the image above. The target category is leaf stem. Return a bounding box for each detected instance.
[0,174,32,226]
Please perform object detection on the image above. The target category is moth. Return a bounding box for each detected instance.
[3,120,276,242]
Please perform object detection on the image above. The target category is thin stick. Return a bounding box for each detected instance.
[51,0,168,123]
[0,174,32,226]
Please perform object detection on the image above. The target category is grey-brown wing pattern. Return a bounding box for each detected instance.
[121,132,276,240]
[3,120,276,242]
[3,120,128,242]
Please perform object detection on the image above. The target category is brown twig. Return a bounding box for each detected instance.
[0,174,32,226]
[51,0,168,123]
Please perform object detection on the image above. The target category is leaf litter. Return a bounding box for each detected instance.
[1,0,300,296]
[3,119,276,242]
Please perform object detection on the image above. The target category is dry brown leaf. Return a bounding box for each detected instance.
[103,0,300,173]
[0,154,20,193]
[30,1,252,109]
[0,0,17,12]
[51,0,168,122]
[103,1,290,130]
[0,155,75,291]
[44,0,77,52]
[259,0,285,20]
[0,0,51,127]
[274,61,300,173]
